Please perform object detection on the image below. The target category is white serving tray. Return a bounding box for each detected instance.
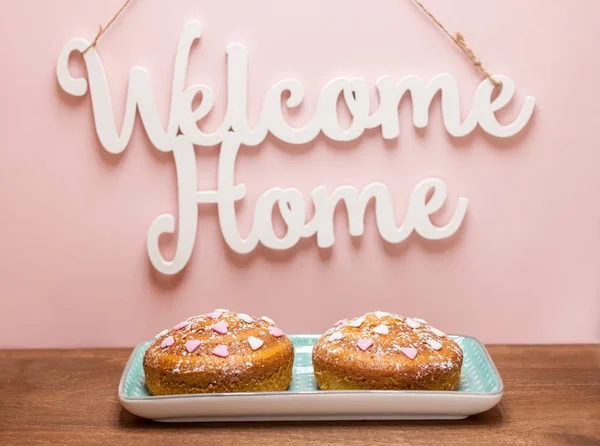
[118,335,503,422]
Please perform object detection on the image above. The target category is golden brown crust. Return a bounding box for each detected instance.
[143,311,294,395]
[312,312,463,391]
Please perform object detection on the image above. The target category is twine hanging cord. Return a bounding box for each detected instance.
[411,0,501,88]
[82,0,501,88]
[82,0,132,55]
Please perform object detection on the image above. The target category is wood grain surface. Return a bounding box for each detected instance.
[1,345,599,445]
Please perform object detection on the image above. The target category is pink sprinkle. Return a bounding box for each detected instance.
[333,319,348,327]
[399,347,418,360]
[160,336,174,349]
[173,320,190,330]
[211,321,229,334]
[212,345,229,358]
[356,339,373,351]
[268,326,284,338]
[185,339,201,353]
[207,311,223,320]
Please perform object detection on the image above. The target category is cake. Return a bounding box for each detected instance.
[143,310,294,395]
[312,311,463,391]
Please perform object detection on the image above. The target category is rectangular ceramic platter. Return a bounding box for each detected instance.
[119,335,503,422]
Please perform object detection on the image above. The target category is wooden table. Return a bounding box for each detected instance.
[1,345,599,445]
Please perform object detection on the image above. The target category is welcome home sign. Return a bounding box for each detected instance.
[56,21,535,275]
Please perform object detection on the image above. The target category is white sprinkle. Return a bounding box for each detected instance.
[247,336,264,350]
[214,308,229,313]
[405,318,421,329]
[261,316,276,325]
[430,327,446,337]
[348,317,365,328]
[238,313,253,323]
[328,331,344,342]
[374,311,390,318]
[373,324,389,335]
[427,339,443,351]
[413,318,428,325]
[154,329,169,339]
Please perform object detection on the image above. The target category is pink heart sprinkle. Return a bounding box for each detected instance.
[185,339,201,353]
[268,326,284,338]
[173,320,190,330]
[399,347,418,360]
[207,311,223,320]
[212,345,229,358]
[333,319,348,327]
[160,336,174,349]
[356,339,373,351]
[211,321,229,334]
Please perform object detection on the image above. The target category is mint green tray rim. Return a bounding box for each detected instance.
[122,335,503,399]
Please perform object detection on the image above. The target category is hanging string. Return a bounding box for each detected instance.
[80,0,501,89]
[411,0,501,88]
[82,0,132,55]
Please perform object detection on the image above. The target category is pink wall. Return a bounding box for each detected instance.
[1,0,599,348]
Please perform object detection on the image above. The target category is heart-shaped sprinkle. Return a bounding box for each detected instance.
[155,329,169,339]
[212,345,229,358]
[373,324,389,335]
[185,339,201,353]
[426,339,443,351]
[328,331,344,342]
[348,317,365,328]
[356,339,373,351]
[173,320,191,330]
[374,311,390,318]
[405,318,421,329]
[261,316,276,325]
[211,321,229,334]
[333,319,348,327]
[399,347,418,359]
[214,308,229,313]
[430,327,446,337]
[413,318,428,325]
[268,326,284,337]
[238,313,253,323]
[206,311,223,320]
[247,336,264,350]
[160,336,174,349]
